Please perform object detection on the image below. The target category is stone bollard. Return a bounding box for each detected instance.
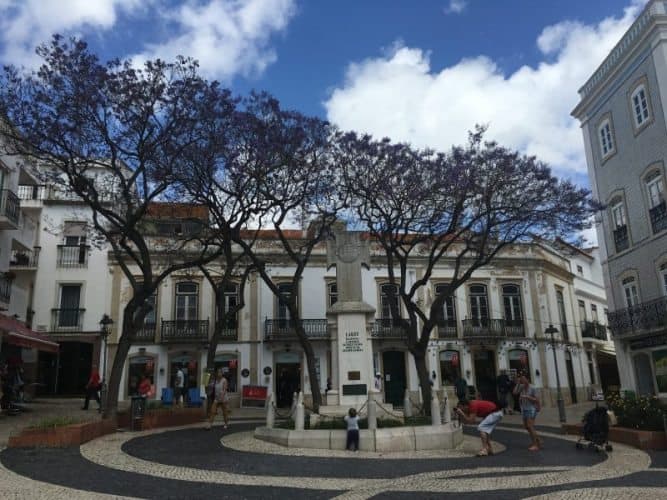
[442,396,451,424]
[431,392,441,426]
[367,394,378,430]
[291,391,298,416]
[266,393,275,429]
[295,392,305,431]
[403,389,413,418]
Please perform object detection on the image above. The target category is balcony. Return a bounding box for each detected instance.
[649,201,667,234]
[0,274,11,304]
[370,318,408,339]
[608,296,667,338]
[132,323,157,343]
[161,319,209,343]
[0,189,20,229]
[436,319,458,339]
[57,245,89,268]
[581,320,608,341]
[214,320,238,341]
[9,247,40,270]
[613,225,629,253]
[462,318,526,339]
[264,319,329,341]
[17,184,48,202]
[51,308,85,332]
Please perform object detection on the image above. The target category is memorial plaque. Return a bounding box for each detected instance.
[348,371,361,381]
[342,384,367,396]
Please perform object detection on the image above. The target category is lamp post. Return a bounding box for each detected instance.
[546,324,566,423]
[99,314,114,415]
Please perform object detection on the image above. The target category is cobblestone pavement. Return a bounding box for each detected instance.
[0,419,665,499]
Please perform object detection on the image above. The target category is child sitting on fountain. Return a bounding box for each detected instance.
[344,407,359,452]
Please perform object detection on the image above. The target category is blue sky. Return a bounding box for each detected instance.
[0,0,648,184]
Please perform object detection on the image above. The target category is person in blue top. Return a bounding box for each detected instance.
[344,407,360,451]
[514,370,542,451]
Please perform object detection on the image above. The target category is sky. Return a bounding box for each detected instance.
[0,0,651,242]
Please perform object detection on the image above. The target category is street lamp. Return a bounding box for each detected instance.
[99,314,114,414]
[546,324,566,423]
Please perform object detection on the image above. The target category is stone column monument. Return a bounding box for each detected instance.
[326,226,376,407]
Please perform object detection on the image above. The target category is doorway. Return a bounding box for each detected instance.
[56,341,92,395]
[565,351,577,404]
[382,350,406,407]
[634,353,655,396]
[473,350,496,401]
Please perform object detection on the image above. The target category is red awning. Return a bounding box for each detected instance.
[0,313,59,353]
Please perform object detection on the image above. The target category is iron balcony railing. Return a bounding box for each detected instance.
[264,319,329,341]
[608,296,667,338]
[0,189,20,225]
[132,323,157,342]
[649,201,667,234]
[51,308,85,331]
[9,247,40,268]
[436,318,458,338]
[17,184,48,201]
[462,318,525,338]
[57,245,90,267]
[581,320,608,341]
[370,318,408,339]
[613,225,629,253]
[0,274,11,304]
[214,319,238,341]
[161,320,209,343]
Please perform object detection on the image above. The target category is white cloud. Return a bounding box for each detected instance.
[0,0,144,68]
[325,1,647,176]
[444,0,467,15]
[131,0,296,80]
[0,0,296,81]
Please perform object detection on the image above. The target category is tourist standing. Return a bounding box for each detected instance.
[496,370,513,415]
[455,398,504,456]
[514,371,542,451]
[344,407,360,451]
[454,375,468,403]
[82,364,101,411]
[174,365,185,407]
[207,368,230,429]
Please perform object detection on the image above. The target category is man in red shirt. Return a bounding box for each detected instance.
[456,399,504,456]
[82,364,101,411]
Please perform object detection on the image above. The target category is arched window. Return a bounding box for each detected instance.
[609,197,629,253]
[439,350,461,386]
[631,84,651,128]
[434,284,456,325]
[502,284,523,325]
[175,282,198,321]
[645,170,666,234]
[598,119,615,158]
[622,276,639,308]
[468,284,488,327]
[328,282,338,307]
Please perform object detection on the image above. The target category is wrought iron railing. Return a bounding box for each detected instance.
[57,245,89,267]
[214,320,238,341]
[161,320,209,343]
[51,308,85,331]
[649,201,667,234]
[608,296,667,338]
[370,318,408,339]
[132,323,157,342]
[0,189,20,225]
[0,274,11,304]
[581,320,608,341]
[436,319,458,338]
[264,319,329,341]
[613,225,629,253]
[9,247,40,268]
[462,318,525,338]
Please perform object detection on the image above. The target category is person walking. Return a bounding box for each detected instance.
[174,364,185,407]
[496,370,513,415]
[344,407,360,451]
[455,398,504,456]
[207,368,230,430]
[514,370,542,451]
[82,364,101,411]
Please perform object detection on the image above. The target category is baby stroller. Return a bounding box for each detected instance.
[576,405,612,452]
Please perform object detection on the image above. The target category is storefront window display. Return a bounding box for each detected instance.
[128,356,156,397]
[214,353,238,393]
[170,355,198,390]
[652,349,667,393]
[439,350,461,385]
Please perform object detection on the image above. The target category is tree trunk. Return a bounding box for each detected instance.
[302,339,323,413]
[412,347,432,416]
[102,327,132,419]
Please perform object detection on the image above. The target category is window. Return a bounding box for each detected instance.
[661,263,667,296]
[576,265,583,276]
[277,283,295,326]
[58,284,82,328]
[380,283,400,319]
[578,300,586,322]
[611,201,627,228]
[217,283,238,329]
[439,350,461,386]
[556,289,568,341]
[611,198,630,252]
[434,284,456,325]
[328,282,338,308]
[175,282,198,321]
[598,120,614,157]
[586,350,596,385]
[622,276,639,308]
[646,173,665,208]
[591,304,599,322]
[469,284,489,327]
[631,84,650,127]
[502,284,523,325]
